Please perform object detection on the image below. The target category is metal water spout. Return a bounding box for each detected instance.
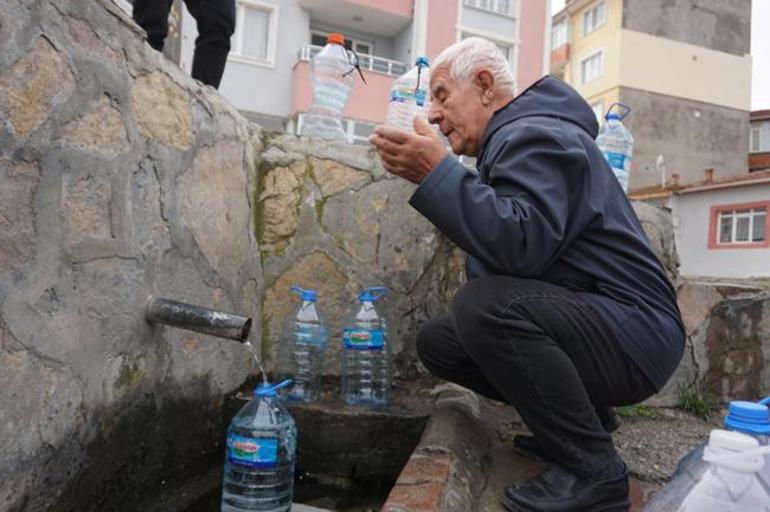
[145,296,252,342]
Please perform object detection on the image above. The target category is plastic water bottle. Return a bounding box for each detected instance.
[644,397,770,512]
[676,429,770,512]
[221,380,297,512]
[596,102,634,193]
[384,56,431,133]
[299,32,354,142]
[341,286,391,409]
[275,285,328,404]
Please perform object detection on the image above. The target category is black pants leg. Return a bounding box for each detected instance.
[132,0,174,51]
[416,276,655,477]
[184,0,235,88]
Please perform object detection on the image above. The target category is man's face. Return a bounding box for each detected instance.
[428,66,488,157]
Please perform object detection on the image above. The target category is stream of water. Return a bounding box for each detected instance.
[243,336,268,384]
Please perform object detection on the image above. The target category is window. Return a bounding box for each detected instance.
[710,204,769,248]
[231,1,278,66]
[582,1,607,35]
[751,121,770,153]
[463,0,514,16]
[311,31,373,55]
[551,20,568,49]
[590,100,604,123]
[581,50,603,84]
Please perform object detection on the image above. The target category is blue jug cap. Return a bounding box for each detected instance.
[724,399,770,435]
[605,113,621,120]
[291,285,317,302]
[415,56,430,68]
[359,286,388,302]
[255,379,292,397]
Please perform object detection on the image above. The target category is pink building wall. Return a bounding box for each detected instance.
[426,0,458,61]
[517,0,548,91]
[347,0,413,18]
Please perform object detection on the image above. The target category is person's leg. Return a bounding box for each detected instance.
[133,0,174,51]
[184,0,235,88]
[415,315,505,402]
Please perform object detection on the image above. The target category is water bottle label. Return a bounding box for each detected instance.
[604,151,628,170]
[343,328,384,350]
[415,88,427,107]
[295,328,325,347]
[390,89,414,103]
[226,434,278,468]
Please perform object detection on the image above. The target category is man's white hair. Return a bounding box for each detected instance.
[432,37,516,93]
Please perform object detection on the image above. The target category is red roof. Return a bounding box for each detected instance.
[751,110,770,122]
[628,170,770,199]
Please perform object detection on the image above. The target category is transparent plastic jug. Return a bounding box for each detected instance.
[275,286,328,404]
[340,286,391,409]
[596,102,634,193]
[384,56,431,133]
[221,380,297,512]
[300,32,355,142]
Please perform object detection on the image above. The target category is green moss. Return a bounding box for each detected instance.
[114,359,142,390]
[677,382,713,420]
[616,404,663,420]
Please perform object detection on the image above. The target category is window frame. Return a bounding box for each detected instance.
[580,49,604,84]
[463,0,515,17]
[582,0,607,36]
[551,19,568,49]
[708,201,770,249]
[229,0,279,68]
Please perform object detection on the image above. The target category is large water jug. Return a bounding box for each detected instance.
[275,285,328,403]
[676,429,770,512]
[221,380,297,512]
[384,56,431,133]
[643,397,770,511]
[340,286,391,409]
[300,33,354,142]
[596,103,634,193]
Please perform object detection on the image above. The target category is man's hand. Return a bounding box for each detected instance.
[369,117,448,184]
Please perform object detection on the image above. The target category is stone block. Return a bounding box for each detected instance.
[309,157,370,198]
[258,162,305,248]
[676,281,722,336]
[60,95,129,154]
[61,171,115,258]
[0,37,75,137]
[632,201,679,278]
[131,72,194,149]
[0,160,39,273]
[177,141,252,290]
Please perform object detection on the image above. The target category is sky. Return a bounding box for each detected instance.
[550,0,770,110]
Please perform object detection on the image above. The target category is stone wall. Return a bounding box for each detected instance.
[0,1,261,510]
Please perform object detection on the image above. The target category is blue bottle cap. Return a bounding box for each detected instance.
[255,379,292,397]
[724,400,770,435]
[291,285,317,302]
[359,286,388,302]
[415,56,430,68]
[605,113,621,121]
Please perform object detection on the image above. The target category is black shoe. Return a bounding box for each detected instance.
[513,408,621,462]
[501,460,630,512]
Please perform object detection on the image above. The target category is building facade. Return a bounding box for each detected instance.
[172,0,549,143]
[550,0,752,190]
[671,172,770,279]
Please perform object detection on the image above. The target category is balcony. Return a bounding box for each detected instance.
[292,45,407,124]
[299,0,413,37]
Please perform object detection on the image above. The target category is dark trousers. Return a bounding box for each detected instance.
[416,276,656,476]
[132,0,235,88]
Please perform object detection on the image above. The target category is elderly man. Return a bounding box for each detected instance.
[370,38,684,512]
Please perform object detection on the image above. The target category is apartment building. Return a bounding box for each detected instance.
[550,0,752,189]
[170,0,549,144]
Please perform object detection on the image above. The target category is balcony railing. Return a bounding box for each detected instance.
[297,45,408,77]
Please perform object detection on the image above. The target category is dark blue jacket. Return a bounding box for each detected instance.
[409,76,685,390]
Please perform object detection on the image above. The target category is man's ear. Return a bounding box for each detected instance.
[474,69,495,105]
